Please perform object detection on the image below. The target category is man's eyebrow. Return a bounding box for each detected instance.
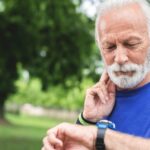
[101,41,114,47]
[124,36,142,41]
[101,40,115,45]
[101,35,142,45]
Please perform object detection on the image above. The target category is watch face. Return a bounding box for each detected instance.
[96,120,116,129]
[96,120,116,150]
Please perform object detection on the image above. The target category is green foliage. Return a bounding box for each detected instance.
[8,76,94,110]
[0,0,95,117]
[30,0,95,88]
[3,0,95,88]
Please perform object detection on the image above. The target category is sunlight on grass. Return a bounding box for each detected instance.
[6,113,62,128]
[0,113,73,150]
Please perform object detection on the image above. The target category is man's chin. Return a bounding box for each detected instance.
[110,76,141,90]
[114,83,138,90]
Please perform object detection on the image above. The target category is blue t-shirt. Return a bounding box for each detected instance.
[107,82,150,138]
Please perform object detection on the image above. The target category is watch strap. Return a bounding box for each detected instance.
[95,120,115,150]
[96,128,106,150]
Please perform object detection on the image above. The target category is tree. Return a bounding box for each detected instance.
[28,0,94,89]
[0,0,94,120]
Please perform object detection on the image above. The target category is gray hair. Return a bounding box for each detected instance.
[95,0,150,47]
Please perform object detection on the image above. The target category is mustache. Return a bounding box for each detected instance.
[108,63,142,72]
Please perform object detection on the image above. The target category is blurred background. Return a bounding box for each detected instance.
[0,0,104,149]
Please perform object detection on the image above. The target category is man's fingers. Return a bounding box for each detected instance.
[43,126,64,150]
[93,83,109,102]
[87,87,106,104]
[100,70,109,83]
[43,137,55,150]
[93,71,109,88]
[46,127,64,149]
[48,133,63,147]
[93,71,110,101]
[101,84,109,101]
[107,80,116,102]
[108,80,116,94]
[96,89,106,104]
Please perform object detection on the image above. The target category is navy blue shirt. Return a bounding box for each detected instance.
[107,82,150,138]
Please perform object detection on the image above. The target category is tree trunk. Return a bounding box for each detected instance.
[0,93,7,121]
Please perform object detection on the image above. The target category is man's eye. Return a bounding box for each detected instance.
[124,43,139,48]
[107,45,116,50]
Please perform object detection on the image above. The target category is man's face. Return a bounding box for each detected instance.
[98,4,150,89]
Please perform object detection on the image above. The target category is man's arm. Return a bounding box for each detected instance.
[42,123,150,150]
[105,129,150,150]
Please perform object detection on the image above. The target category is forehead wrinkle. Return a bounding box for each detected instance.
[101,30,147,45]
[99,19,147,39]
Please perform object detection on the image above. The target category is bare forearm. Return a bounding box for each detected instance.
[105,129,150,150]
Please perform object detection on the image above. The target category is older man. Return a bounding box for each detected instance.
[42,0,150,150]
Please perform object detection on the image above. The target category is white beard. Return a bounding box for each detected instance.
[106,52,150,89]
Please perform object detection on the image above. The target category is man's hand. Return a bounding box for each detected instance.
[42,123,97,150]
[83,71,116,122]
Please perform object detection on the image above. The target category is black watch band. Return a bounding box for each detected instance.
[95,120,116,150]
[96,128,106,150]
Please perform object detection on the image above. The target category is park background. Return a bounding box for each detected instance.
[0,0,144,149]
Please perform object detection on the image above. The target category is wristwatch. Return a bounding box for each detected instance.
[95,120,116,150]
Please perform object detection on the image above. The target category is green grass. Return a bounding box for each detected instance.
[0,113,72,150]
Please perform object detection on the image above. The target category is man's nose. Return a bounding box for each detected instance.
[114,46,128,65]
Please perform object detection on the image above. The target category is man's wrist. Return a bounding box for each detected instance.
[83,111,103,122]
[76,112,97,125]
[81,112,97,125]
[86,126,98,150]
